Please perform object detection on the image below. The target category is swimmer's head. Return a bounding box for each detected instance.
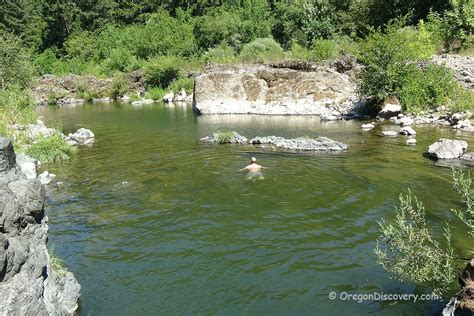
[251,157,257,163]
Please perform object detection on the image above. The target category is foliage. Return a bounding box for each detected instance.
[0,87,36,135]
[204,44,237,64]
[216,131,235,144]
[374,191,457,295]
[144,56,182,88]
[0,33,35,90]
[357,18,437,103]
[450,88,474,113]
[26,133,77,163]
[309,39,338,61]
[396,64,458,112]
[145,87,167,100]
[109,75,129,99]
[48,249,68,278]
[169,77,194,94]
[451,169,474,239]
[239,38,285,63]
[33,48,58,75]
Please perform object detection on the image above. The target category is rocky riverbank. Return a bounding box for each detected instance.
[0,137,80,314]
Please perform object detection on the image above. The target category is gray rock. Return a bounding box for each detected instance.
[92,97,112,103]
[400,127,417,136]
[163,91,174,103]
[66,128,95,146]
[428,139,468,159]
[0,137,16,173]
[377,97,402,119]
[453,119,471,129]
[16,153,39,179]
[0,137,80,315]
[131,99,154,106]
[200,131,248,144]
[382,130,398,137]
[38,171,56,185]
[175,88,187,102]
[249,136,348,151]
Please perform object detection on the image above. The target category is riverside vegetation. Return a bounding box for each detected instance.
[0,0,473,313]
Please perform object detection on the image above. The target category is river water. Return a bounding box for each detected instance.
[39,102,473,315]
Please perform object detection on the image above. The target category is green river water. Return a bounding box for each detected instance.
[38,102,473,315]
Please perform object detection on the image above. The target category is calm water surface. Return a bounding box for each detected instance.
[38,103,473,315]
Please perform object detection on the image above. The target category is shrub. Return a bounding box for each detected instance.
[309,39,337,61]
[144,56,181,88]
[102,48,137,73]
[26,133,77,163]
[169,77,194,94]
[374,191,456,295]
[0,33,35,89]
[194,9,243,51]
[34,49,58,75]
[145,87,167,100]
[216,131,235,144]
[0,87,36,132]
[289,42,310,60]
[358,17,437,102]
[204,44,237,64]
[450,88,474,113]
[239,38,285,63]
[109,75,129,99]
[397,64,458,112]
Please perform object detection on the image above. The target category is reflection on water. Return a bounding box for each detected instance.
[40,102,472,315]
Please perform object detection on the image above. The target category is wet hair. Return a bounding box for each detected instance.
[251,157,257,163]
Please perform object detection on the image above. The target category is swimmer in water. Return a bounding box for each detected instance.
[240,157,265,180]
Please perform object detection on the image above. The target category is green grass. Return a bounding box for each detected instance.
[145,87,167,100]
[26,133,77,163]
[216,131,235,144]
[48,249,68,278]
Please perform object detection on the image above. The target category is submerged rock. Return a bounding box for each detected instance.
[428,139,468,159]
[131,99,154,106]
[382,130,398,137]
[249,136,348,151]
[200,131,248,144]
[65,128,95,146]
[0,137,80,314]
[406,138,417,145]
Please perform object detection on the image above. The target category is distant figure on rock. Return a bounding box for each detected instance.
[240,157,265,181]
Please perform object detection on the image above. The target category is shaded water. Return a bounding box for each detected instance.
[39,103,473,315]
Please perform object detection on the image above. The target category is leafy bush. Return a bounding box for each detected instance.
[26,133,77,163]
[0,87,36,132]
[375,169,474,295]
[239,38,285,63]
[450,88,474,113]
[109,75,129,99]
[216,131,235,144]
[145,87,167,100]
[309,39,337,61]
[102,48,137,73]
[194,9,243,51]
[144,56,181,88]
[397,64,458,112]
[34,49,58,75]
[289,42,310,60]
[375,191,456,295]
[358,18,437,103]
[204,44,237,64]
[0,33,35,89]
[169,77,194,94]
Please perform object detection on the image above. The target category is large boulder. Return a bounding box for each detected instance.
[377,97,402,119]
[428,139,468,159]
[0,137,80,314]
[249,136,348,151]
[193,64,360,115]
[16,153,39,179]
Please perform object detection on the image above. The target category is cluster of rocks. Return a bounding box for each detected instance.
[0,137,81,314]
[9,120,95,149]
[200,132,348,151]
